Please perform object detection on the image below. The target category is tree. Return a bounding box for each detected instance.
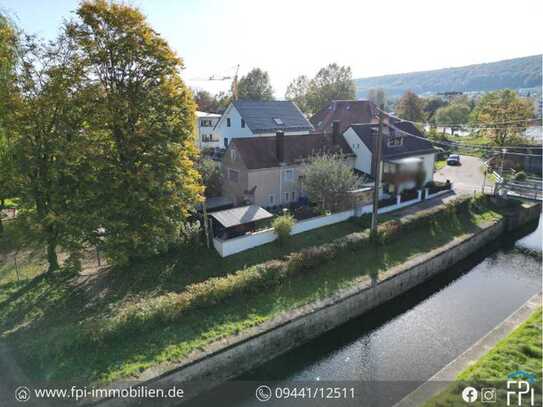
[285,75,310,112]
[237,68,273,100]
[470,89,534,146]
[0,14,18,234]
[434,102,471,135]
[303,153,362,213]
[423,97,448,122]
[305,63,356,113]
[67,0,203,265]
[198,159,222,198]
[396,90,425,122]
[8,33,93,272]
[367,88,386,107]
[193,89,218,113]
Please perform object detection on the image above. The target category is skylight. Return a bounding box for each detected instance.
[273,118,284,125]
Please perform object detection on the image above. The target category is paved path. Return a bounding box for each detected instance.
[434,155,492,194]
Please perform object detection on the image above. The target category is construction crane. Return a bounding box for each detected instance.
[191,65,240,100]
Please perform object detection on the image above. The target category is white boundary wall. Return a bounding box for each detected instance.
[213,191,427,258]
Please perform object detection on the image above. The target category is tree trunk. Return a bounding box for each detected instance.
[0,198,4,235]
[47,240,59,273]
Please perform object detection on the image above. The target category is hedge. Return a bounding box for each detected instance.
[81,195,483,345]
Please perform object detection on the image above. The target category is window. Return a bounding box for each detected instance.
[228,169,239,183]
[388,136,403,147]
[227,118,231,127]
[284,192,289,202]
[284,169,294,181]
[241,119,245,128]
[224,138,229,148]
[200,119,212,127]
[230,148,238,161]
[269,194,275,205]
[291,191,295,201]
[273,117,284,125]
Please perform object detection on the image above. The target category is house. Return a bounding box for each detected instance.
[196,111,222,150]
[213,100,313,149]
[310,100,377,134]
[343,121,436,195]
[222,127,355,208]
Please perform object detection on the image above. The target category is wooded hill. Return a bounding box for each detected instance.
[356,55,542,98]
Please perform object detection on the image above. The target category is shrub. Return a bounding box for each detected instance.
[273,214,295,246]
[180,220,202,247]
[514,171,527,181]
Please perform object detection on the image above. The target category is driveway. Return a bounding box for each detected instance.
[434,155,492,194]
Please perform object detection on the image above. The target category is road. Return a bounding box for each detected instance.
[434,155,492,194]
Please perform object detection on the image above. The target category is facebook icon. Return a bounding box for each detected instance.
[462,386,478,403]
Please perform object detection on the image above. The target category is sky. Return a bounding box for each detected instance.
[2,0,542,97]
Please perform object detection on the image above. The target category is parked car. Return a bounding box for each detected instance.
[447,154,461,165]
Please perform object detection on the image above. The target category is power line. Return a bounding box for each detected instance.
[377,105,542,129]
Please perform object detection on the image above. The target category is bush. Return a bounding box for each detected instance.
[84,195,490,345]
[273,214,295,246]
[514,171,527,181]
[180,220,202,247]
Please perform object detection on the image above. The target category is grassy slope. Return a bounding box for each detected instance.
[425,308,542,407]
[0,205,502,384]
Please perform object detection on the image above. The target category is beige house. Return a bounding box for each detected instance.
[222,128,355,208]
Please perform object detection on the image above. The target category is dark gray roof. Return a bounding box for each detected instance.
[233,100,314,134]
[350,121,436,160]
[209,205,273,228]
[231,133,354,170]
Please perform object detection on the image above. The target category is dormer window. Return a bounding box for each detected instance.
[388,136,403,147]
[273,118,284,125]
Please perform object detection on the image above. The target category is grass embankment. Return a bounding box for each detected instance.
[425,308,542,407]
[0,197,502,384]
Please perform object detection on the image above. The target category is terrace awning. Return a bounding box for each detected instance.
[209,205,273,228]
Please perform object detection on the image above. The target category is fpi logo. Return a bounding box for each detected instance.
[506,370,536,406]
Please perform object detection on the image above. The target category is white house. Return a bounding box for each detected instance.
[213,100,313,148]
[196,111,221,150]
[343,121,436,195]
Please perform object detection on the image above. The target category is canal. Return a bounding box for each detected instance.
[187,217,542,407]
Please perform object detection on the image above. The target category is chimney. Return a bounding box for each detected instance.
[276,131,285,163]
[332,120,340,145]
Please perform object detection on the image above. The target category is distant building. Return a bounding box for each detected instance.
[310,100,377,134]
[213,100,313,149]
[196,111,221,150]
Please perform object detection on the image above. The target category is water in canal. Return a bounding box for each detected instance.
[189,217,542,407]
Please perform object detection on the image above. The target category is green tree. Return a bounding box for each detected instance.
[193,89,218,113]
[396,90,425,122]
[470,89,534,146]
[68,0,203,265]
[0,14,18,234]
[303,153,362,213]
[237,68,274,101]
[8,33,94,272]
[306,63,356,113]
[434,102,471,135]
[423,97,448,122]
[198,159,222,198]
[285,75,310,112]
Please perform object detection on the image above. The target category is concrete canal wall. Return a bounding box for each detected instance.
[94,204,540,407]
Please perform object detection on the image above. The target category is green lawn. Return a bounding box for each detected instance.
[0,201,502,384]
[435,160,447,170]
[424,308,542,407]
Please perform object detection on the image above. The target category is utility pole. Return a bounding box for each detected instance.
[371,106,384,237]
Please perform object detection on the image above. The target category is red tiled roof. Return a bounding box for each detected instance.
[310,100,377,133]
